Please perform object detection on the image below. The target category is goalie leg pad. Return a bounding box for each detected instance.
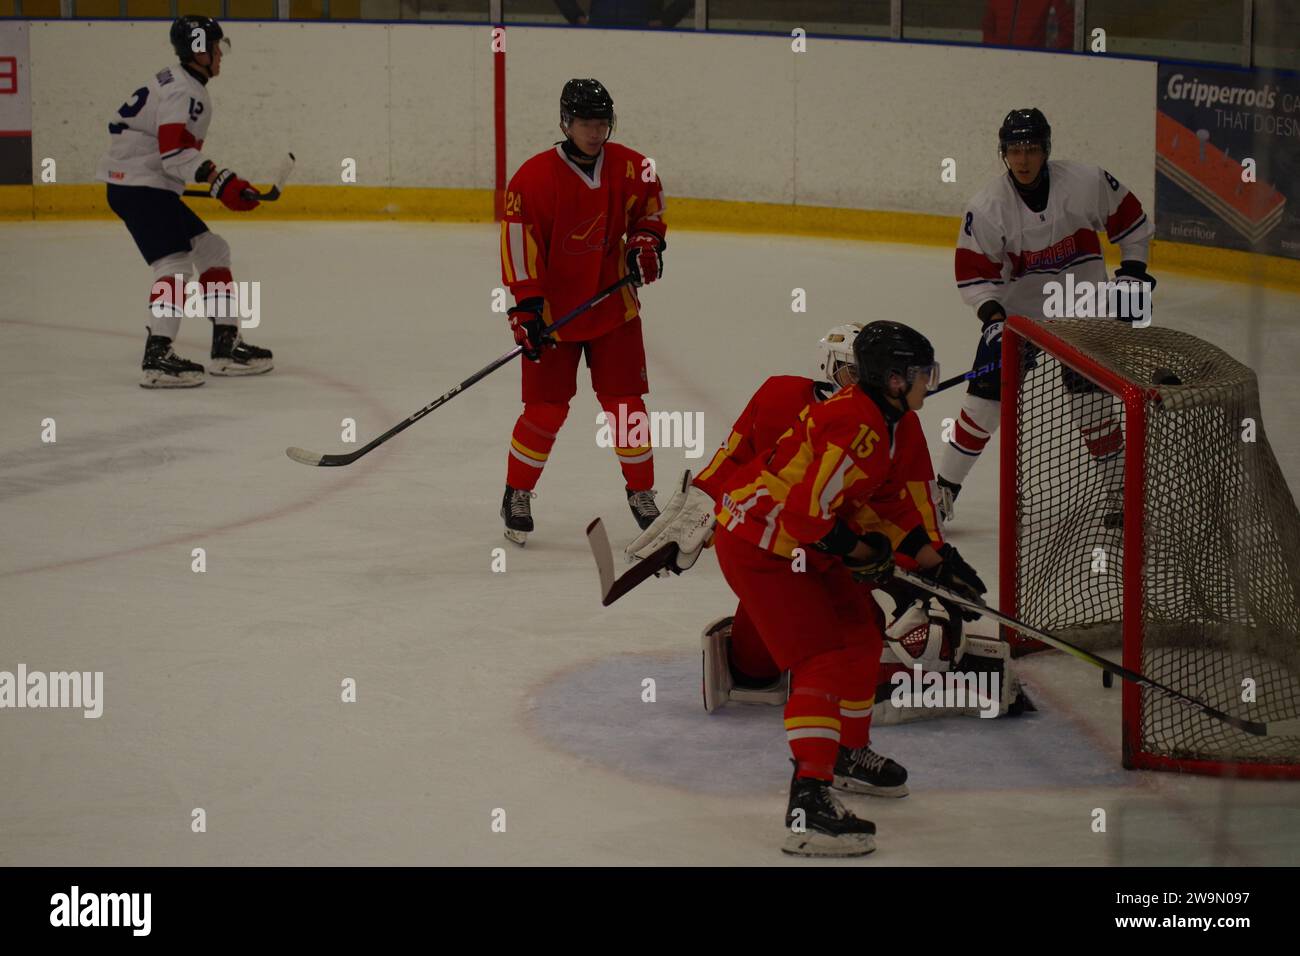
[873,634,1027,723]
[701,616,735,714]
[701,616,789,713]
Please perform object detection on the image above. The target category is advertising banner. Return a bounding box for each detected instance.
[1156,64,1300,260]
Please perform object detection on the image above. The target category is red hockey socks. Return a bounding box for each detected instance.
[597,394,655,491]
[937,394,1001,487]
[506,402,569,491]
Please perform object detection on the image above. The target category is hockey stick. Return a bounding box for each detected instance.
[183,152,297,202]
[586,517,679,606]
[893,568,1300,738]
[287,275,637,467]
[928,359,999,396]
[586,518,679,606]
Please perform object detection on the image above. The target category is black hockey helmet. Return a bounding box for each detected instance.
[561,79,616,139]
[170,15,226,64]
[853,321,938,403]
[999,108,1051,159]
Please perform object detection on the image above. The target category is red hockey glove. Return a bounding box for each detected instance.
[209,168,259,211]
[625,230,665,286]
[508,298,551,362]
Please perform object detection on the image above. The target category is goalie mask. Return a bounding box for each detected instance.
[816,323,863,389]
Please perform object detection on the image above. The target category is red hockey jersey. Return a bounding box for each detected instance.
[711,380,941,559]
[500,141,667,342]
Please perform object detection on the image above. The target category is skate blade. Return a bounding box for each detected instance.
[209,360,273,377]
[781,831,875,858]
[832,776,909,798]
[140,373,204,389]
[503,528,529,547]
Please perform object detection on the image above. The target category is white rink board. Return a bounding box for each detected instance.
[27,21,1152,214]
[28,21,492,189]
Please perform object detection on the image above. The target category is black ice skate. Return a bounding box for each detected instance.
[141,333,205,389]
[502,485,535,546]
[626,487,660,530]
[783,771,876,858]
[936,476,961,525]
[210,323,273,376]
[833,745,909,797]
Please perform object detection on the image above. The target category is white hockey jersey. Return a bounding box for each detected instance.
[954,159,1153,321]
[95,64,212,195]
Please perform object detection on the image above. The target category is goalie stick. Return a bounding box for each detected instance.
[287,275,636,467]
[894,567,1300,739]
[183,152,297,202]
[586,518,679,607]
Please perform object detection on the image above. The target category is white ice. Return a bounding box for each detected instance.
[2,220,1298,865]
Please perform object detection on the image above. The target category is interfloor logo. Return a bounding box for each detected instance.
[889,663,1000,718]
[0,665,103,718]
[1042,274,1152,326]
[50,886,150,936]
[595,404,706,459]
[150,274,262,328]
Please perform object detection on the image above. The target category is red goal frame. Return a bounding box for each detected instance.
[999,315,1300,779]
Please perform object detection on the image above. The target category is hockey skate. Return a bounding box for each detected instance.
[701,616,788,713]
[210,323,273,376]
[141,333,205,389]
[626,487,660,530]
[502,485,535,546]
[935,476,961,526]
[783,770,876,858]
[833,746,909,798]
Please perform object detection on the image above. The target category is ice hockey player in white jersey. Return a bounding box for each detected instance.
[936,108,1155,522]
[96,16,272,388]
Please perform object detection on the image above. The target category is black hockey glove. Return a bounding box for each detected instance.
[842,532,895,585]
[927,543,987,621]
[1115,260,1156,289]
[972,301,1006,395]
[1113,260,1156,325]
[508,298,551,362]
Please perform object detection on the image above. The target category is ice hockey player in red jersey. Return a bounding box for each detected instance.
[709,322,986,856]
[96,16,272,388]
[498,79,668,545]
[937,108,1155,523]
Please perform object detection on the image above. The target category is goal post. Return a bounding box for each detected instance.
[1000,316,1300,779]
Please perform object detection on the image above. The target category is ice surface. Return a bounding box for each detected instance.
[2,220,1297,864]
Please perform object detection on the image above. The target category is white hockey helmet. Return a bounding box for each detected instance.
[816,323,863,389]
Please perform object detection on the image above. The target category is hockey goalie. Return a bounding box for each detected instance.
[627,323,1030,726]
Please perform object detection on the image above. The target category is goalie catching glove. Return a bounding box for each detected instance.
[625,469,716,572]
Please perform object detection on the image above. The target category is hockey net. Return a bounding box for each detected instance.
[1000,317,1300,778]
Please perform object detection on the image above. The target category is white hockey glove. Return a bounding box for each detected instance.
[625,469,716,573]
